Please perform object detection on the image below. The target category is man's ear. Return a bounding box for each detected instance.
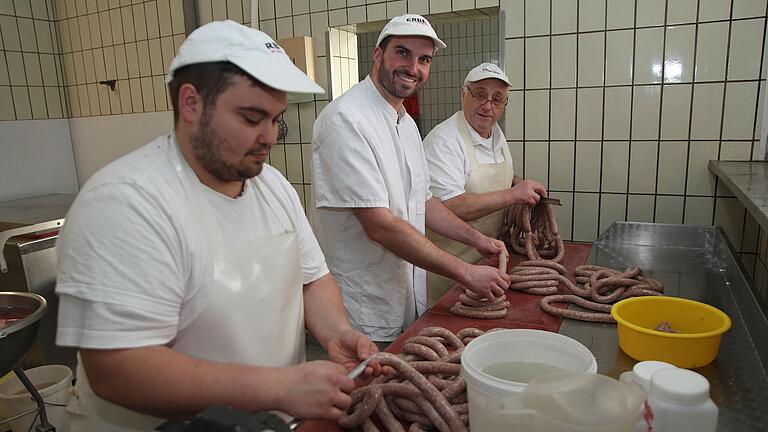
[372,46,383,68]
[178,83,203,124]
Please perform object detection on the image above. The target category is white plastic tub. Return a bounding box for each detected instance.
[0,365,72,432]
[461,329,597,432]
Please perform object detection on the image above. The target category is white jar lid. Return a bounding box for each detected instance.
[632,360,676,391]
[650,368,710,405]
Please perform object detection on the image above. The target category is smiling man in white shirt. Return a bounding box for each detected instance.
[423,62,548,303]
[312,16,511,344]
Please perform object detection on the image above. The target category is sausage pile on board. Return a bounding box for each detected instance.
[450,249,510,319]
[339,326,502,432]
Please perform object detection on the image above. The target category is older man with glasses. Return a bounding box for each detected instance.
[423,62,548,303]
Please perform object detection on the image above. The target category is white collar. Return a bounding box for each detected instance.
[362,75,408,123]
[461,113,498,149]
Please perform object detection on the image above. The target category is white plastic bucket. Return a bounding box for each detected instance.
[0,365,72,432]
[461,329,597,432]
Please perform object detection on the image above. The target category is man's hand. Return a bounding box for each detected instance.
[274,361,355,420]
[474,236,507,260]
[458,262,509,301]
[327,329,382,384]
[511,179,547,206]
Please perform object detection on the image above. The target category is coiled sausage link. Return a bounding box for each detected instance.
[540,294,615,323]
[370,353,466,431]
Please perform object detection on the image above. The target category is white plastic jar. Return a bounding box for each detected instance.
[646,368,718,432]
[620,360,677,393]
[620,361,678,432]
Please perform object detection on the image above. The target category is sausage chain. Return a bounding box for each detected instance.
[339,326,503,431]
[503,203,564,263]
[506,261,664,323]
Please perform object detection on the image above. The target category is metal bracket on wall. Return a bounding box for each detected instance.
[98,80,116,91]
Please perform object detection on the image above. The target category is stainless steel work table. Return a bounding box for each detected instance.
[561,222,768,431]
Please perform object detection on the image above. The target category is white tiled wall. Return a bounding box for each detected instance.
[502,0,767,246]
[504,0,767,305]
[330,26,358,99]
[0,0,67,120]
[52,0,188,118]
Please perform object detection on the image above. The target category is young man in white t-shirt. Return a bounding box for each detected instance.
[55,20,378,431]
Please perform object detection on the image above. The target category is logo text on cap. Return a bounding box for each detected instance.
[406,17,427,25]
[482,67,500,74]
[265,42,283,53]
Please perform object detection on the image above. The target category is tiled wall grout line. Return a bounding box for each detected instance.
[507,137,761,142]
[2,33,17,119]
[503,14,765,40]
[504,79,764,91]
[131,3,145,113]
[596,0,609,233]
[570,0,578,242]
[624,0,639,224]
[749,5,768,160]
[651,0,670,224]
[52,0,68,117]
[712,0,736,245]
[521,0,527,183]
[34,0,49,119]
[117,4,132,114]
[546,0,552,203]
[681,0,701,226]
[12,1,31,120]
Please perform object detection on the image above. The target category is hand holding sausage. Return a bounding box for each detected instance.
[274,360,355,420]
[510,179,547,206]
[473,235,507,260]
[459,262,509,301]
[326,329,382,383]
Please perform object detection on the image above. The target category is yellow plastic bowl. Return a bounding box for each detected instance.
[611,296,732,368]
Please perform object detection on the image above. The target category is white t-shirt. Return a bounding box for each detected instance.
[423,112,510,201]
[312,76,431,341]
[56,134,328,349]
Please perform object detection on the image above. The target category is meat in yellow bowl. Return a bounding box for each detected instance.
[611,296,731,368]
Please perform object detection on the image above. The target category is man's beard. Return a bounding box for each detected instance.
[189,108,262,181]
[377,58,423,99]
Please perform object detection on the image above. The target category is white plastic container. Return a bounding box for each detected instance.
[620,360,677,392]
[646,368,718,432]
[619,361,677,431]
[0,365,73,432]
[461,329,597,432]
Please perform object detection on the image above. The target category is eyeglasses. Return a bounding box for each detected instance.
[464,86,508,109]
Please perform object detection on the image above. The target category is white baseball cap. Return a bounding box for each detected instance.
[464,62,512,87]
[166,20,324,95]
[376,14,446,49]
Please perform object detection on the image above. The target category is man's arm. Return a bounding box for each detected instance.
[442,176,547,221]
[80,345,353,421]
[353,207,508,300]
